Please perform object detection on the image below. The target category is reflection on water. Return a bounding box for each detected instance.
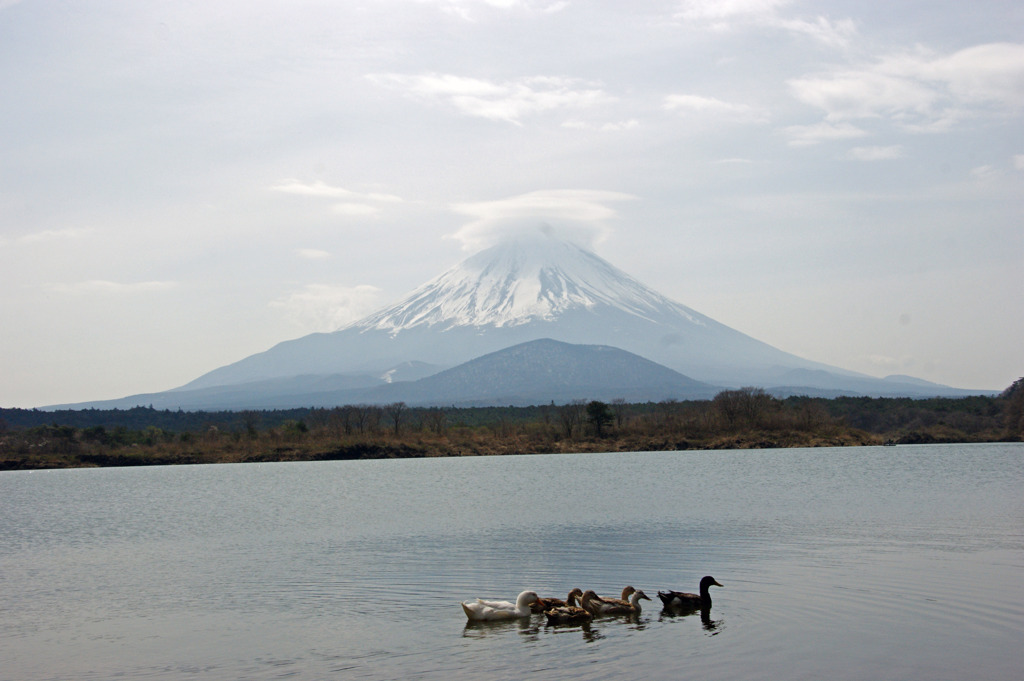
[1,444,1022,681]
[462,617,543,641]
[464,609,654,643]
[658,605,724,634]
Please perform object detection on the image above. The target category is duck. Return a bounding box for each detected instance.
[605,585,637,607]
[582,588,651,615]
[461,590,542,621]
[543,598,593,625]
[657,575,723,610]
[531,587,584,613]
[580,585,635,614]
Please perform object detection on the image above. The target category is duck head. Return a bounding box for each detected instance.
[700,576,723,592]
[516,591,541,607]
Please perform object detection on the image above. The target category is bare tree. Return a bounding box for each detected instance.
[423,407,448,435]
[559,400,586,439]
[329,406,353,436]
[713,387,775,428]
[385,402,407,436]
[493,413,515,438]
[239,410,261,439]
[655,399,679,426]
[1002,377,1024,438]
[351,404,379,434]
[797,400,828,431]
[611,398,629,429]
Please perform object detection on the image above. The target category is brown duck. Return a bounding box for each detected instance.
[531,587,584,613]
[582,587,651,615]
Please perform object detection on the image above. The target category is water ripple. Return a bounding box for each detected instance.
[2,444,1023,681]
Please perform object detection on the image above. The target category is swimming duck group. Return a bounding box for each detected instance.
[460,575,723,623]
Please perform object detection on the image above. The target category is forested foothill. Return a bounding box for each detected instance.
[2,380,1021,470]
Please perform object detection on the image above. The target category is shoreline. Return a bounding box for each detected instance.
[4,429,1012,471]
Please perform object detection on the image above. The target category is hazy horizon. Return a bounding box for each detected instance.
[2,1,1021,407]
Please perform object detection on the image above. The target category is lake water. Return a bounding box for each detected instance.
[2,443,1022,680]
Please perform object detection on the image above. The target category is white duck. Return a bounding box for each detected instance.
[461,590,542,621]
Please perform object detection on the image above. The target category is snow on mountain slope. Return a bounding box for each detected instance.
[45,231,977,410]
[168,232,962,400]
[354,234,705,332]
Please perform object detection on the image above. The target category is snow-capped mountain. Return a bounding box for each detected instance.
[180,232,865,393]
[354,235,706,332]
[57,231,973,410]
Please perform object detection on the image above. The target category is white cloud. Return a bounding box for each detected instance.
[924,43,1024,107]
[862,353,914,375]
[969,165,1000,181]
[272,179,403,218]
[540,1,568,13]
[331,203,380,217]
[774,15,856,48]
[272,179,353,198]
[271,180,403,204]
[1014,154,1024,170]
[47,280,178,295]
[448,189,636,251]
[675,0,856,46]
[788,70,937,122]
[675,0,788,25]
[785,121,868,146]
[295,248,331,260]
[847,145,905,161]
[561,118,640,132]
[18,227,94,244]
[367,73,610,125]
[789,43,1024,132]
[425,0,568,21]
[270,284,383,332]
[663,94,769,123]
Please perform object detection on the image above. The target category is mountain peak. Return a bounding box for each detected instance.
[350,235,704,333]
[62,232,975,406]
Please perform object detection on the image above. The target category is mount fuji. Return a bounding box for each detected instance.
[53,233,973,410]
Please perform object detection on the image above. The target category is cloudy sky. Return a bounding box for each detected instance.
[2,0,1022,408]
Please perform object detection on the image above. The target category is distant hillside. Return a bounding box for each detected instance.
[41,339,717,410]
[346,338,720,406]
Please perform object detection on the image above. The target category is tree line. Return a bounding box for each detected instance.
[2,380,1021,470]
